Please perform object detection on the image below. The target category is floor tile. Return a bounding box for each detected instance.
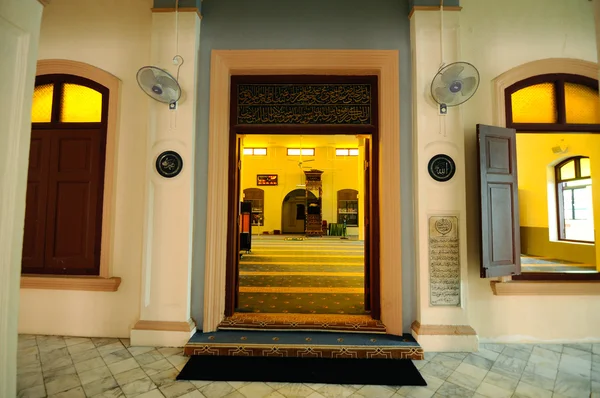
[315,384,356,398]
[434,381,475,397]
[133,350,165,366]
[128,346,157,357]
[18,384,47,398]
[513,380,553,398]
[474,381,512,398]
[482,371,519,392]
[17,371,44,393]
[71,347,101,364]
[16,335,600,398]
[198,381,236,398]
[45,373,81,396]
[430,354,463,370]
[354,385,396,398]
[463,353,494,371]
[108,358,140,376]
[74,357,106,374]
[103,349,134,365]
[82,376,119,397]
[237,382,276,398]
[420,362,454,380]
[122,377,158,397]
[562,346,592,361]
[64,337,92,347]
[133,389,166,398]
[520,364,556,391]
[49,385,86,398]
[114,367,148,386]
[553,371,591,398]
[67,341,97,356]
[490,355,528,380]
[558,353,592,379]
[79,366,112,386]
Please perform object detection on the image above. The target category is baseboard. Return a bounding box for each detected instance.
[479,336,600,344]
[411,321,479,352]
[130,318,196,347]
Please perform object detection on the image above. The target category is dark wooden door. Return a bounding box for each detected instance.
[225,135,243,316]
[22,129,106,275]
[22,132,51,270]
[477,124,522,278]
[363,138,372,311]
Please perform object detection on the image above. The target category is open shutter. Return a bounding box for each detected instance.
[477,124,521,278]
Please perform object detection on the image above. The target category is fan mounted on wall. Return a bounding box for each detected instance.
[135,0,184,110]
[431,62,480,110]
[136,64,182,108]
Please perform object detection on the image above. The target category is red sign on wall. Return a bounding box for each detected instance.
[257,174,278,186]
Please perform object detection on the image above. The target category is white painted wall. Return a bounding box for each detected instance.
[18,0,153,338]
[460,0,600,341]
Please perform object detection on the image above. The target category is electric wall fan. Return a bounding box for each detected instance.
[431,62,480,108]
[136,64,182,107]
[135,0,184,108]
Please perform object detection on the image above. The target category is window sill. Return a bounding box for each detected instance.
[21,275,121,292]
[490,280,600,296]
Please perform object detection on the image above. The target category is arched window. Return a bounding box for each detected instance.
[555,157,594,242]
[23,74,109,275]
[506,74,600,131]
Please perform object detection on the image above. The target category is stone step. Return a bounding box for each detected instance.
[184,330,423,360]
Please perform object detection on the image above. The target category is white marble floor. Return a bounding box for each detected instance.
[16,335,600,398]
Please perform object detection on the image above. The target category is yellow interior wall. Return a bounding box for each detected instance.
[240,145,361,233]
[516,133,599,266]
[516,133,600,227]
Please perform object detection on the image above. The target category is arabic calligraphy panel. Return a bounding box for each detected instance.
[428,216,461,306]
[236,84,373,125]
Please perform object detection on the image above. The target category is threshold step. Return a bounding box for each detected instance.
[184,330,423,360]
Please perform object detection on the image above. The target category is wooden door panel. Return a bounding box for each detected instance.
[50,181,92,263]
[22,182,43,266]
[488,183,516,263]
[57,138,92,172]
[478,124,521,278]
[363,138,371,311]
[22,133,50,272]
[44,130,103,274]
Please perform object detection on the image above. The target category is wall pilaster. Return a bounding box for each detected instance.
[130,10,200,347]
[409,8,478,351]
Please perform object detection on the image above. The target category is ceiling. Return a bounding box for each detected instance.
[240,134,361,149]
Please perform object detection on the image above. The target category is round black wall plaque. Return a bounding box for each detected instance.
[156,151,183,178]
[428,154,456,182]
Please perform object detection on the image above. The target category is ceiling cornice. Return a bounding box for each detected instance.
[38,0,50,6]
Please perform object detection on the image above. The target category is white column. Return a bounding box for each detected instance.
[0,0,43,395]
[409,9,478,352]
[130,11,200,347]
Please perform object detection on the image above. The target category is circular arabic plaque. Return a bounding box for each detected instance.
[156,151,183,178]
[428,154,456,182]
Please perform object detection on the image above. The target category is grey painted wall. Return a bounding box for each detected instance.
[191,0,416,332]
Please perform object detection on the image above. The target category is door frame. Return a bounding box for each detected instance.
[202,50,403,335]
[226,128,380,319]
[225,74,380,320]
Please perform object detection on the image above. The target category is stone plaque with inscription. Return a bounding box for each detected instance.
[428,216,460,306]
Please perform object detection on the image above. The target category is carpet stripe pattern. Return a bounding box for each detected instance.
[237,237,366,315]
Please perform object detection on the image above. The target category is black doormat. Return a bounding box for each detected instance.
[176,355,427,386]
